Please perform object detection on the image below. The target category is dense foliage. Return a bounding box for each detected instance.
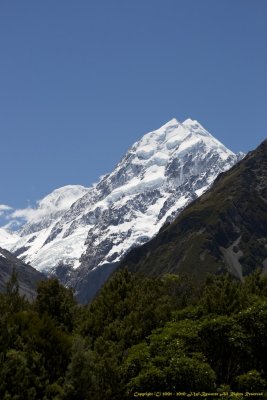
[0,269,267,399]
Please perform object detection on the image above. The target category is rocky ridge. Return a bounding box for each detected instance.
[120,139,267,283]
[0,118,243,302]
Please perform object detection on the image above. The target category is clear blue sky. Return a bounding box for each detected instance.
[0,0,266,212]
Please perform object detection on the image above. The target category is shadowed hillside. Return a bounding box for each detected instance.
[0,247,45,299]
[120,140,267,281]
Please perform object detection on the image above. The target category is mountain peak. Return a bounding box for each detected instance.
[163,117,179,127]
[182,118,210,135]
[148,117,180,136]
[121,138,267,283]
[0,118,243,302]
[182,117,197,125]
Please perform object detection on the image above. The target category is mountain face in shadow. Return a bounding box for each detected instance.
[0,119,243,303]
[0,247,45,300]
[120,139,267,282]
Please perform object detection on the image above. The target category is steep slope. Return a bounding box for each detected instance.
[4,185,89,267]
[0,247,45,299]
[0,228,20,248]
[0,118,243,302]
[120,140,267,281]
[18,185,89,236]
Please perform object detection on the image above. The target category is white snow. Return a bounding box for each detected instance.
[11,185,88,225]
[0,117,241,275]
[136,145,155,159]
[29,226,89,271]
[163,196,189,222]
[150,152,169,166]
[0,228,20,249]
[195,185,209,197]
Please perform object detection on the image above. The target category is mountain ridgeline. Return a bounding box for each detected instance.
[0,118,244,303]
[0,247,45,299]
[0,131,266,398]
[120,139,267,281]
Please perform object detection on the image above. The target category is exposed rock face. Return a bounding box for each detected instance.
[0,247,45,300]
[0,118,243,302]
[120,140,267,284]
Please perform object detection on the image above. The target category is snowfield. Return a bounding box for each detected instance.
[0,118,244,286]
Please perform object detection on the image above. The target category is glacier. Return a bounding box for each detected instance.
[0,118,244,302]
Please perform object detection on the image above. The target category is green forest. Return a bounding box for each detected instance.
[0,269,267,399]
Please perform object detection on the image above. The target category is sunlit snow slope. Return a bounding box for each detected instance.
[0,118,243,301]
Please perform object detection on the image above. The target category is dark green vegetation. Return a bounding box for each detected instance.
[1,140,266,399]
[121,140,267,281]
[0,247,45,299]
[1,269,267,399]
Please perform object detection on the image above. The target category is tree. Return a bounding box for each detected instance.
[5,268,26,313]
[35,278,76,332]
[235,370,266,392]
[201,274,248,315]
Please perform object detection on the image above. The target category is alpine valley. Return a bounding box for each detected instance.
[0,118,244,302]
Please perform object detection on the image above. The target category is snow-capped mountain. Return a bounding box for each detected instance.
[0,118,244,301]
[18,185,89,235]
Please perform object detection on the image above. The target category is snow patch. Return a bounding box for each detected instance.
[0,117,242,277]
[136,145,155,159]
[11,185,88,224]
[0,228,20,250]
